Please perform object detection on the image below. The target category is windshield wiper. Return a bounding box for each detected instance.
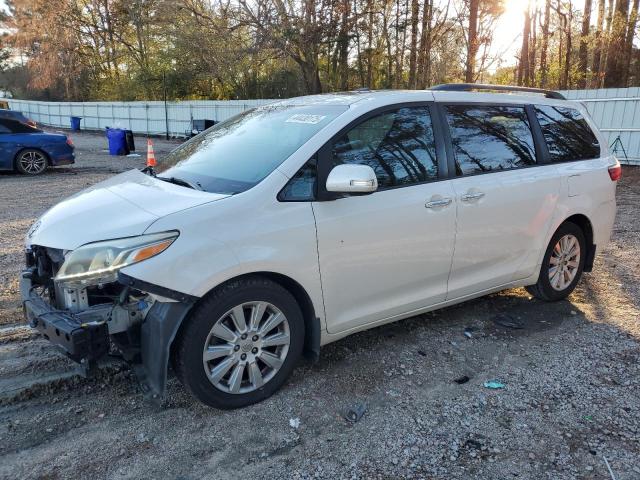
[157,176,203,191]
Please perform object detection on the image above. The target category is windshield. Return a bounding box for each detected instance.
[157,104,348,194]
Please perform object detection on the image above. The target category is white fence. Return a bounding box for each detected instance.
[562,87,640,165]
[7,88,640,164]
[6,99,274,138]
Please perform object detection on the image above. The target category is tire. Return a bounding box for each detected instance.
[526,222,586,302]
[15,149,48,175]
[173,276,304,409]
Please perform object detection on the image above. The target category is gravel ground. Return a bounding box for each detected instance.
[0,133,638,479]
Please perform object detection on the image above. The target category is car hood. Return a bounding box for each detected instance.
[26,169,230,250]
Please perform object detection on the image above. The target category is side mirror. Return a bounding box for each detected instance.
[326,164,378,194]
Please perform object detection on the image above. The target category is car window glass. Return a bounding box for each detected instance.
[534,105,600,162]
[0,123,11,134]
[445,105,537,176]
[3,118,39,133]
[279,157,317,201]
[158,105,346,195]
[331,106,438,188]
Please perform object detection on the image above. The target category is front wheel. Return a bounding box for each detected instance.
[15,149,48,175]
[526,222,586,302]
[173,276,304,409]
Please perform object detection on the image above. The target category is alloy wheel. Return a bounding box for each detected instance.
[202,301,291,394]
[19,151,46,174]
[548,234,581,291]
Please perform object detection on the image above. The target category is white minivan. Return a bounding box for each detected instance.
[21,84,620,408]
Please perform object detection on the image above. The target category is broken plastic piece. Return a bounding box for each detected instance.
[344,403,367,423]
[483,380,505,389]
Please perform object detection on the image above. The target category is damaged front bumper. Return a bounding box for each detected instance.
[21,268,197,401]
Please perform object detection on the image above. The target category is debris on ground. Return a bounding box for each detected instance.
[603,455,617,480]
[289,417,300,429]
[454,375,470,384]
[343,403,367,423]
[483,380,506,389]
[492,314,524,329]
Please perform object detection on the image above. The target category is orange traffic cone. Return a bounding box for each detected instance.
[146,138,156,167]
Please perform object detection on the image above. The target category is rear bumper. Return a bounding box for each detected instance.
[49,152,75,166]
[20,272,109,363]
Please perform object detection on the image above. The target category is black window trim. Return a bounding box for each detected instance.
[313,101,449,202]
[532,104,601,164]
[435,101,552,179]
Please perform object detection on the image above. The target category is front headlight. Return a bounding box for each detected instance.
[55,231,179,286]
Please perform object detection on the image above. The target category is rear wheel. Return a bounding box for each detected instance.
[15,149,48,175]
[526,222,586,301]
[174,276,304,409]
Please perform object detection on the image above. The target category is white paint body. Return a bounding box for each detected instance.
[26,90,617,347]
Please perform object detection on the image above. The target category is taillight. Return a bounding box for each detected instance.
[66,136,74,146]
[27,120,37,128]
[608,162,622,181]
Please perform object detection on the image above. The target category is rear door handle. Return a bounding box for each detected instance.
[461,192,485,202]
[425,198,452,209]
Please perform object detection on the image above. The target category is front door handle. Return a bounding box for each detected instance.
[461,192,485,202]
[425,197,452,209]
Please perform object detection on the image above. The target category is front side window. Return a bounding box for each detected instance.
[157,105,347,194]
[534,105,600,162]
[445,105,537,176]
[279,157,317,201]
[331,106,438,189]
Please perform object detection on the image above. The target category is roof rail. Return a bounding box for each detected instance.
[430,83,566,100]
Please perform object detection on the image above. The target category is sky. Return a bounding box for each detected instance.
[489,0,530,70]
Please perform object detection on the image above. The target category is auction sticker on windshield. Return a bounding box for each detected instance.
[285,114,327,124]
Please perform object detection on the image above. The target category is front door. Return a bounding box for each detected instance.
[312,105,457,334]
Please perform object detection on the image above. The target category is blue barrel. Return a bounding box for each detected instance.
[105,128,129,156]
[70,116,82,131]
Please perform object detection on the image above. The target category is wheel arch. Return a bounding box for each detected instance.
[562,214,595,272]
[171,271,321,365]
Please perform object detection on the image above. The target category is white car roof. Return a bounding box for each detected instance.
[270,89,582,110]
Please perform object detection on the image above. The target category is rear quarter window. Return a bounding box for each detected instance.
[534,105,600,162]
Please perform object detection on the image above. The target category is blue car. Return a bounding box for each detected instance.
[0,118,75,175]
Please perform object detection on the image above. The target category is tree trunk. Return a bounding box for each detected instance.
[465,0,479,83]
[603,0,625,88]
[338,0,350,90]
[517,6,531,86]
[601,0,616,81]
[623,0,639,86]
[540,0,551,88]
[408,0,420,88]
[529,8,538,86]
[592,0,606,88]
[578,0,593,88]
[366,0,374,87]
[563,4,573,89]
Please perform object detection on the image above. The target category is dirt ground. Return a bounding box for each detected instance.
[0,131,638,480]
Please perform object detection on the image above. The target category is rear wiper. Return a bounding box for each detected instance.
[157,176,203,191]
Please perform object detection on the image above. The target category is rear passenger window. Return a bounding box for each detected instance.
[534,105,600,162]
[444,105,537,175]
[331,106,438,188]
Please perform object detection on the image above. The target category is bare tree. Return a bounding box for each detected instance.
[578,0,593,88]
